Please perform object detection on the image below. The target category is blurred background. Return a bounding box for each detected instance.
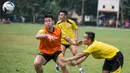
[0,0,130,27]
[0,0,130,73]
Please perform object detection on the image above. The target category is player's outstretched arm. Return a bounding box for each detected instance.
[62,52,89,66]
[75,29,78,42]
[72,53,89,65]
[63,52,87,62]
[68,55,87,66]
[36,33,57,40]
[64,36,76,45]
[61,29,81,45]
[36,33,48,39]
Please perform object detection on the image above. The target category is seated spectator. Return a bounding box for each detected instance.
[1,18,11,24]
[123,19,130,28]
[124,22,130,28]
[108,19,114,27]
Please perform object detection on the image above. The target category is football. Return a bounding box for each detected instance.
[2,1,15,14]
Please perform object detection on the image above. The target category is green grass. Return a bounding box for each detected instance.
[0,23,130,73]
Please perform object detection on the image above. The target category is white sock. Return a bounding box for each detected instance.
[79,68,83,71]
[56,64,59,67]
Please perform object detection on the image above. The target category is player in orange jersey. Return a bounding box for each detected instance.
[34,15,77,73]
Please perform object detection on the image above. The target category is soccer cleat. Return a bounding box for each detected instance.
[55,64,60,72]
[79,69,84,73]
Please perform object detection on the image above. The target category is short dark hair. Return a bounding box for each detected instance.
[44,15,54,20]
[85,31,95,41]
[60,10,68,15]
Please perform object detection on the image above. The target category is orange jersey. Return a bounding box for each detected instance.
[39,27,61,55]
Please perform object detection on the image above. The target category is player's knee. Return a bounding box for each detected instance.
[61,49,65,53]
[102,70,110,73]
[72,51,77,56]
[73,53,76,56]
[34,61,41,69]
[59,64,66,69]
[71,49,77,56]
[58,61,66,68]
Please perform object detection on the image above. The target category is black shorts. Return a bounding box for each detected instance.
[103,51,124,72]
[62,44,70,49]
[38,51,62,65]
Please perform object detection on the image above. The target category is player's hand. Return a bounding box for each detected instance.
[67,61,76,67]
[76,40,83,46]
[46,34,58,41]
[75,39,78,43]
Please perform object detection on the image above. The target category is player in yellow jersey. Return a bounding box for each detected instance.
[55,10,84,73]
[62,31,124,73]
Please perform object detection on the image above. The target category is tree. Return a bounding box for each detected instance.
[81,0,85,25]
[122,0,130,18]
[10,0,130,22]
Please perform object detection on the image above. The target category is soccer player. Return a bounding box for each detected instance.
[55,10,84,73]
[62,31,124,73]
[34,15,77,73]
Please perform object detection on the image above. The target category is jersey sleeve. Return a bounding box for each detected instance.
[55,20,61,28]
[71,20,78,30]
[38,29,45,34]
[61,29,68,39]
[55,22,59,28]
[83,45,95,54]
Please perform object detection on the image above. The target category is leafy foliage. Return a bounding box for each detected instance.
[9,0,130,18]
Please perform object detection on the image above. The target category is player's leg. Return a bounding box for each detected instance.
[69,45,77,56]
[34,55,46,73]
[53,51,69,73]
[61,44,68,56]
[111,51,124,73]
[69,45,84,73]
[58,57,69,73]
[34,53,50,73]
[102,59,112,73]
[55,63,60,72]
[55,44,66,72]
[102,71,110,73]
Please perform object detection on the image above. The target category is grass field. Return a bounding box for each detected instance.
[0,23,130,73]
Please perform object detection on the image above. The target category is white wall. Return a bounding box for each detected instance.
[98,0,120,12]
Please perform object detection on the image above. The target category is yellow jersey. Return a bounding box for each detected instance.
[56,19,78,44]
[83,40,119,60]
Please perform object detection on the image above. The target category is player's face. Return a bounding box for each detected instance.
[44,17,54,29]
[59,12,66,20]
[83,34,91,45]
